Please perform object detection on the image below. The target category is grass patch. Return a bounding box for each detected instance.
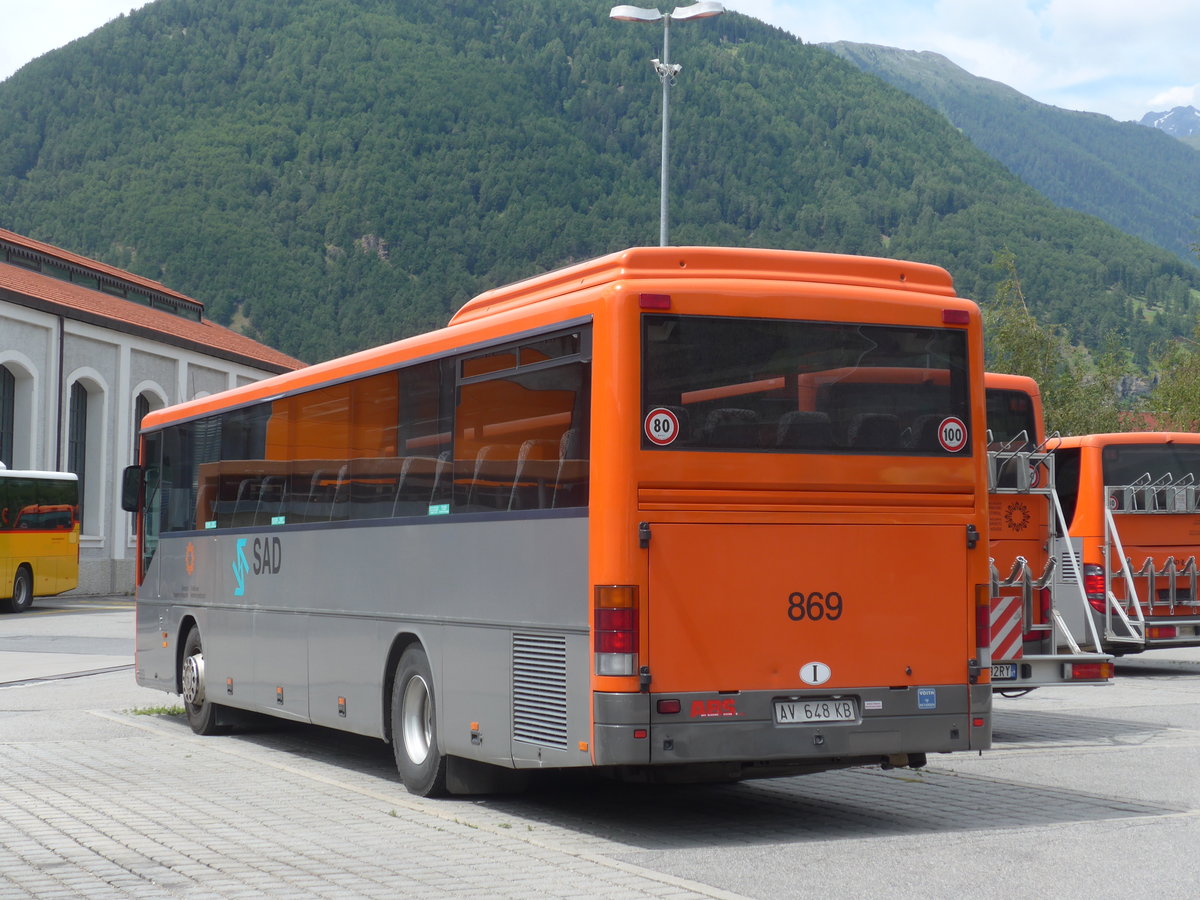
[129,704,185,717]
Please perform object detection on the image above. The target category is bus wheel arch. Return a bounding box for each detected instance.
[389,642,448,797]
[3,564,33,613]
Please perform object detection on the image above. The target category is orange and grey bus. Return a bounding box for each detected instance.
[122,246,993,795]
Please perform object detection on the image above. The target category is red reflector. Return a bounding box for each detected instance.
[639,293,671,310]
[633,728,648,739]
[657,699,681,714]
[972,717,985,728]
[942,308,970,325]
[1147,626,1178,640]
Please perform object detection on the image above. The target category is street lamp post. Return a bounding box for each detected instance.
[610,2,725,246]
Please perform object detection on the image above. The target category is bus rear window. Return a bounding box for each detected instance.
[986,389,1037,447]
[1102,444,1200,486]
[642,315,971,455]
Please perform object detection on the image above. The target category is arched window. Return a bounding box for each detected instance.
[67,376,107,535]
[134,393,151,463]
[0,366,13,468]
[68,381,88,519]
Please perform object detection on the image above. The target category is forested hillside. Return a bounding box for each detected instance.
[824,42,1200,265]
[1,0,1197,365]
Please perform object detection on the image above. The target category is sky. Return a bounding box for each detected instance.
[0,0,1197,123]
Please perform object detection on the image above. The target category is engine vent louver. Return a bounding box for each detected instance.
[512,633,569,750]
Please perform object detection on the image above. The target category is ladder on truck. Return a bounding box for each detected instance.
[987,433,1113,691]
[1099,473,1200,650]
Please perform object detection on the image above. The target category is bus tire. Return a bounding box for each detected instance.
[180,626,228,736]
[4,566,33,613]
[391,645,448,797]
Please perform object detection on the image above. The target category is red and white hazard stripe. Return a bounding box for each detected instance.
[989,594,1024,662]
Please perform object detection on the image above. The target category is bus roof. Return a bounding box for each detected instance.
[983,372,1040,395]
[140,246,962,432]
[0,469,78,481]
[451,246,957,326]
[1055,432,1200,449]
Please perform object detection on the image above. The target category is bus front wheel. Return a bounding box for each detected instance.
[391,645,448,797]
[180,627,228,735]
[3,567,33,614]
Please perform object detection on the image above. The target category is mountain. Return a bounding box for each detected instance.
[1140,106,1200,149]
[822,42,1200,264]
[0,0,1197,366]
[1140,106,1200,137]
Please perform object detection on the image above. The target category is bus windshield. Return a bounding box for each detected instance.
[1102,443,1200,486]
[642,314,970,454]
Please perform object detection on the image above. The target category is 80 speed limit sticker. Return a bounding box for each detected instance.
[644,407,680,445]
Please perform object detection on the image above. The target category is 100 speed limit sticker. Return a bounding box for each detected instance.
[937,416,968,453]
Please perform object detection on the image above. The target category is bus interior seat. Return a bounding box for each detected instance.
[465,444,519,510]
[509,438,559,510]
[846,413,901,450]
[776,411,833,449]
[229,478,257,527]
[552,428,584,508]
[907,414,946,451]
[254,476,285,525]
[702,408,759,448]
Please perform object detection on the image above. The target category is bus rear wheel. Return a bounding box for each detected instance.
[391,645,448,797]
[3,567,33,614]
[180,627,228,735]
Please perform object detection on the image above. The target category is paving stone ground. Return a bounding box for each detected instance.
[2,598,1198,898]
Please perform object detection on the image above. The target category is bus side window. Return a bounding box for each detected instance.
[455,334,589,513]
[1054,447,1082,529]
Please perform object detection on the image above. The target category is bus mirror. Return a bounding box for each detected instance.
[121,466,142,512]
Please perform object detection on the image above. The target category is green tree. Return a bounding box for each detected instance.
[983,250,1133,436]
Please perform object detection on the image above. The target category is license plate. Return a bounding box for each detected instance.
[774,698,857,724]
[991,663,1018,680]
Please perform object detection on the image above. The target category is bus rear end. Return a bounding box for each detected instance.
[1057,433,1200,651]
[984,375,1113,688]
[588,248,992,779]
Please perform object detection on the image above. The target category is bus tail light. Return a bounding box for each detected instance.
[974,585,991,667]
[594,585,638,676]
[1062,661,1115,681]
[1083,564,1106,612]
[1147,626,1178,640]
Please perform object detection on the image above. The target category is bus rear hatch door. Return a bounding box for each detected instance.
[645,523,971,693]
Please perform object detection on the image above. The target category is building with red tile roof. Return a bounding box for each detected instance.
[0,227,305,596]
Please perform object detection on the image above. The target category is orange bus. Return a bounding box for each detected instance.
[0,469,80,613]
[982,374,1112,688]
[122,246,993,796]
[1052,432,1200,652]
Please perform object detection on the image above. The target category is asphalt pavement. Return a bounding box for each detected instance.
[2,595,1198,899]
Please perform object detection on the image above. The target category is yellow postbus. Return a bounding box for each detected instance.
[0,468,80,613]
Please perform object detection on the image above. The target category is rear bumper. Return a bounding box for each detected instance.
[1092,609,1200,650]
[593,684,990,767]
[989,653,1114,690]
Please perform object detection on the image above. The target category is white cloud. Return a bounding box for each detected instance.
[725,0,1200,121]
[1149,85,1200,112]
